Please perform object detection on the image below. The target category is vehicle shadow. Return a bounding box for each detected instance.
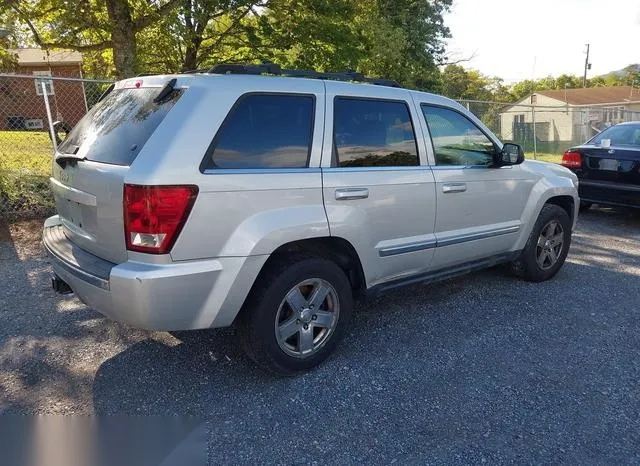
[0,220,156,414]
[87,208,640,460]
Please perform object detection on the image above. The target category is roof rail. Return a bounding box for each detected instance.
[207,63,401,88]
[179,69,210,74]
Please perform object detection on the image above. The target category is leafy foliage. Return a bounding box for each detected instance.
[1,0,452,88]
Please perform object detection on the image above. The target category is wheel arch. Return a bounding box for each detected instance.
[545,195,575,223]
[257,236,367,300]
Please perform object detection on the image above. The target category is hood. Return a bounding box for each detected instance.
[522,160,579,185]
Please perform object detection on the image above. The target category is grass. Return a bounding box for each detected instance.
[525,152,563,164]
[0,131,54,216]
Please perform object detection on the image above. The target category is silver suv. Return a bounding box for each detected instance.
[43,65,579,374]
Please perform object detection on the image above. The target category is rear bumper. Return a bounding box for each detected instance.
[579,179,640,208]
[43,215,267,331]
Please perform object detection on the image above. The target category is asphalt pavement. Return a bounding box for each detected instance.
[1,207,639,464]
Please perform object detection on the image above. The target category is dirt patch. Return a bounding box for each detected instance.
[8,218,46,260]
[0,223,11,243]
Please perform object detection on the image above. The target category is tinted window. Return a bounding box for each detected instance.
[333,98,418,167]
[204,94,314,169]
[589,123,640,147]
[59,87,183,166]
[422,105,496,166]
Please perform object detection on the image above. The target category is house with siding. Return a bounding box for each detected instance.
[0,48,87,130]
[500,87,640,150]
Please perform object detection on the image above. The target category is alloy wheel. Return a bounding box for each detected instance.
[536,220,564,270]
[275,278,340,358]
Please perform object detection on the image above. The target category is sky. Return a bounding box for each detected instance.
[444,0,640,83]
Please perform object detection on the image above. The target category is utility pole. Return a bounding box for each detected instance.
[583,44,591,87]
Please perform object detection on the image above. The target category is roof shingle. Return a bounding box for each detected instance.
[536,86,640,105]
[9,48,83,66]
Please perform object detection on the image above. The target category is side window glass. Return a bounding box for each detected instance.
[421,105,496,166]
[333,98,418,167]
[204,94,314,169]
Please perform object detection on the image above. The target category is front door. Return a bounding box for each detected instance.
[418,104,534,269]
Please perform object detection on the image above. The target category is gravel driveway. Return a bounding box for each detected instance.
[1,207,639,463]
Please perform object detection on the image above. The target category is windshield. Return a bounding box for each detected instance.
[589,123,640,148]
[58,87,183,166]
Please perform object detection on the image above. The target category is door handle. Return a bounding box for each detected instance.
[442,183,467,193]
[335,188,369,200]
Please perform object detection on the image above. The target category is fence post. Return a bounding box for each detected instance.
[531,105,537,159]
[41,81,58,152]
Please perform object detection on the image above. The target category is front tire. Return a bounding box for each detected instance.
[511,204,572,282]
[237,254,353,376]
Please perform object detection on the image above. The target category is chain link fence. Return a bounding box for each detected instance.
[0,73,113,220]
[3,77,640,219]
[457,99,640,159]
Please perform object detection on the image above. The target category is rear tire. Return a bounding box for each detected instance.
[511,204,572,282]
[237,254,353,376]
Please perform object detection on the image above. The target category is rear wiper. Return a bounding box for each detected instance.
[97,83,114,103]
[153,78,177,103]
[55,148,86,168]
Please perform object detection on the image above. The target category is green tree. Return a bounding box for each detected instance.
[359,0,451,90]
[555,74,581,89]
[249,0,363,71]
[440,64,469,99]
[3,0,182,77]
[510,80,536,101]
[588,76,606,87]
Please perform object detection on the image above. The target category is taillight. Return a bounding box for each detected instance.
[561,151,583,169]
[124,184,198,254]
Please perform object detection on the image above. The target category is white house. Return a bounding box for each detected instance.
[500,86,640,147]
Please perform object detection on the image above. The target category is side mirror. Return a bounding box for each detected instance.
[497,143,525,166]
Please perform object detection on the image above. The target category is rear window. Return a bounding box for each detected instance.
[58,87,183,166]
[589,124,640,147]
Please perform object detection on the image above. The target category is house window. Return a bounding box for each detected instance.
[530,95,537,105]
[515,114,525,124]
[33,71,54,96]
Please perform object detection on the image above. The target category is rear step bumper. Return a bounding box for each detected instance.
[43,215,268,330]
[51,274,73,294]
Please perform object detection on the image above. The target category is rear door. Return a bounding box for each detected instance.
[50,77,185,264]
[321,82,437,288]
[417,103,534,269]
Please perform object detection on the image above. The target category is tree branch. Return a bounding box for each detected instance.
[197,6,254,59]
[437,52,476,67]
[133,0,182,32]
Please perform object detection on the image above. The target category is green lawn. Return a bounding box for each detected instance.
[0,131,52,174]
[525,152,563,164]
[0,131,54,215]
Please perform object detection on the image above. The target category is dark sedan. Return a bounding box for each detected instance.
[562,121,640,211]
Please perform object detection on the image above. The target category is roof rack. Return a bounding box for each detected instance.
[206,63,401,88]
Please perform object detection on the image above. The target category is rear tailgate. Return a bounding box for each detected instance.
[50,77,185,264]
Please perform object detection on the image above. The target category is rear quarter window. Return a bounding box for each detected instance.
[201,93,315,170]
[58,87,183,166]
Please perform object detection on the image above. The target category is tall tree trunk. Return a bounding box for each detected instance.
[182,36,203,71]
[106,0,137,78]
